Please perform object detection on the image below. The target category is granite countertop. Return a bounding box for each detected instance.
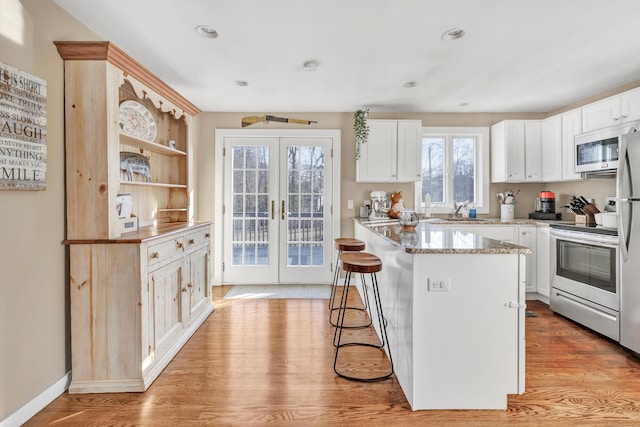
[355,218,532,255]
[356,216,573,227]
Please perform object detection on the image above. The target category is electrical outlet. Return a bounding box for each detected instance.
[428,278,451,292]
[347,199,354,209]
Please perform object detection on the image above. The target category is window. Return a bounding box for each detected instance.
[415,127,490,214]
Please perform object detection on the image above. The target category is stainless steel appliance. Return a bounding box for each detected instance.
[529,191,561,220]
[369,191,390,220]
[538,191,556,213]
[618,131,640,354]
[575,121,639,175]
[550,224,619,341]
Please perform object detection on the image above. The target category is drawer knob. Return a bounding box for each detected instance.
[176,241,184,249]
[205,233,210,238]
[182,287,188,293]
[189,239,195,245]
[151,252,160,259]
[187,283,193,288]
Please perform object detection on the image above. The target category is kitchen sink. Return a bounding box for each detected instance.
[438,217,495,223]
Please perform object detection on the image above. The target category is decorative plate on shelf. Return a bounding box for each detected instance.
[119,100,157,142]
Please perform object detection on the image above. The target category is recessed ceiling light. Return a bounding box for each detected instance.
[234,80,248,87]
[403,81,418,88]
[459,102,470,107]
[441,27,466,41]
[195,25,218,39]
[302,60,320,72]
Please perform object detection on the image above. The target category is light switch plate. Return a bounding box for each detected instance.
[347,199,354,209]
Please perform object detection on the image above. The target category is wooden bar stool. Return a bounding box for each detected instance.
[329,238,371,329]
[333,252,394,382]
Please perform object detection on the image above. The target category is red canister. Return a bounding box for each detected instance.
[539,191,555,213]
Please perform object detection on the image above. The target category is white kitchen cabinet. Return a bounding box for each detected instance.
[444,224,517,243]
[581,87,640,133]
[524,121,542,182]
[535,226,551,298]
[356,119,422,182]
[355,221,525,409]
[540,115,562,182]
[518,226,537,293]
[561,109,583,181]
[444,223,540,294]
[491,120,524,182]
[491,120,541,182]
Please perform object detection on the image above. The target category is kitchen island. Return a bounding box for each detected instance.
[353,219,530,410]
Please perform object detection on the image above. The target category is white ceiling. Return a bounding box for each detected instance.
[52,0,640,114]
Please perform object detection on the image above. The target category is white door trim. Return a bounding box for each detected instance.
[213,128,341,285]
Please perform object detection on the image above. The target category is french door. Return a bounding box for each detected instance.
[222,136,333,284]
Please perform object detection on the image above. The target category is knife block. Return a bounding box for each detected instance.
[583,204,599,226]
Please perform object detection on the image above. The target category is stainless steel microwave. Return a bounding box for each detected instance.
[575,121,639,174]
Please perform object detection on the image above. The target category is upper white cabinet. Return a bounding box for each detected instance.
[540,115,562,182]
[491,120,524,182]
[581,87,640,133]
[524,121,542,182]
[356,119,422,182]
[491,120,540,182]
[561,109,583,181]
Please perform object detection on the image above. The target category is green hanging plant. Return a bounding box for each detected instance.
[354,108,369,160]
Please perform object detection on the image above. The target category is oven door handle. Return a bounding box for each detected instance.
[550,231,619,248]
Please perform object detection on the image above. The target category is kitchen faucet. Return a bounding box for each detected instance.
[452,202,465,218]
[452,201,472,218]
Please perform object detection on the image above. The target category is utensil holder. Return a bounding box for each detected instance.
[500,204,514,220]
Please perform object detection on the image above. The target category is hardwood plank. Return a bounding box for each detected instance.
[24,290,640,426]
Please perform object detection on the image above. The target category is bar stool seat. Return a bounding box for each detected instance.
[329,238,370,329]
[333,252,394,382]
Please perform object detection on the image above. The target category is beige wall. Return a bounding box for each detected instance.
[197,111,613,240]
[0,0,99,420]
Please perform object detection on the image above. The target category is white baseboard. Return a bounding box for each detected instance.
[0,371,70,427]
[526,292,550,305]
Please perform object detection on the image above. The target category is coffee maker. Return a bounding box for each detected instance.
[369,191,391,220]
[529,191,562,220]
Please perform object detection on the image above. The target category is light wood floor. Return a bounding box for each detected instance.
[26,286,640,426]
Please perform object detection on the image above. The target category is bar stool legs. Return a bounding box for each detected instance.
[329,238,370,329]
[333,252,394,382]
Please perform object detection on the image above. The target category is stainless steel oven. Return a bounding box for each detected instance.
[550,225,619,341]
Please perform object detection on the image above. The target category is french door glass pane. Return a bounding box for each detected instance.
[421,137,444,203]
[286,146,325,267]
[231,145,270,266]
[453,137,476,203]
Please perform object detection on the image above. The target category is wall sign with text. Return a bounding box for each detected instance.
[0,61,47,190]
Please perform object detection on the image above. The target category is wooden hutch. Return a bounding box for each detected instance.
[56,41,213,393]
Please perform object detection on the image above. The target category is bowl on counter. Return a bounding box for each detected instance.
[601,212,617,229]
[594,213,603,225]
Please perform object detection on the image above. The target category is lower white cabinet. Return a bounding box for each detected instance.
[444,224,517,243]
[518,226,537,293]
[355,222,525,409]
[444,223,542,295]
[535,227,551,298]
[68,222,214,394]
